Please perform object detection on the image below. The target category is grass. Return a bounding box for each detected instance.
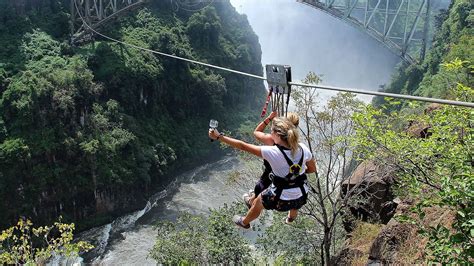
[349,221,384,265]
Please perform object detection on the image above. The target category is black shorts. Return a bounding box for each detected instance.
[254,160,272,196]
[254,175,272,196]
[261,187,307,212]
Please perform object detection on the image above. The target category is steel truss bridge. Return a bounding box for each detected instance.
[70,0,148,44]
[297,0,440,63]
[71,0,443,63]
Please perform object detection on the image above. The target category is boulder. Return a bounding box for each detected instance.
[341,103,443,230]
[342,160,397,231]
[368,221,415,264]
[367,200,455,264]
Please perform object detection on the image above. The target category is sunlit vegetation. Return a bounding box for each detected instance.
[150,204,253,264]
[0,0,263,230]
[352,80,473,264]
[374,0,473,105]
[0,218,92,264]
[0,0,472,264]
[148,0,473,264]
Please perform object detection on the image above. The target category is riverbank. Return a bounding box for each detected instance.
[78,155,255,264]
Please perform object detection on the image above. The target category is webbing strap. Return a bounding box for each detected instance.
[276,144,304,176]
[276,145,304,179]
[285,87,291,117]
[260,87,273,118]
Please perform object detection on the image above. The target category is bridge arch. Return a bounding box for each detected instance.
[296,0,449,63]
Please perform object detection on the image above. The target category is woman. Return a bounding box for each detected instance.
[244,111,300,208]
[208,117,316,229]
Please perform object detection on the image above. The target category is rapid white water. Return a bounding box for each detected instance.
[77,156,250,265]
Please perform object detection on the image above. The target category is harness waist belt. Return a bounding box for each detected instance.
[271,173,307,189]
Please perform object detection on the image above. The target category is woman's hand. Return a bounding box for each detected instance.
[208,128,263,158]
[209,128,220,140]
[267,111,277,121]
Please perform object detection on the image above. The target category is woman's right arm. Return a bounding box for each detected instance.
[209,129,262,158]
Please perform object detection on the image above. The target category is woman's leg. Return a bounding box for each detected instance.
[288,209,298,221]
[246,178,267,207]
[242,194,264,225]
[247,181,262,206]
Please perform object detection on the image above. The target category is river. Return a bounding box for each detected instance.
[74,156,253,265]
[71,1,402,264]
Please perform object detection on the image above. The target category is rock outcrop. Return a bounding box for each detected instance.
[334,198,456,265]
[368,220,417,264]
[335,103,450,264]
[341,160,398,232]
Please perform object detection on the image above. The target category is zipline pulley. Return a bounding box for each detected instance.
[262,64,292,118]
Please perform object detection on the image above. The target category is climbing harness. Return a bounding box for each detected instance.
[262,144,308,211]
[261,65,292,117]
[274,144,305,183]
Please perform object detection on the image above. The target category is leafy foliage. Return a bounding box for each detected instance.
[374,0,473,106]
[0,218,92,265]
[257,212,321,265]
[0,0,263,230]
[351,77,473,263]
[150,204,253,264]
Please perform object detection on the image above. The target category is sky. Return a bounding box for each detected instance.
[228,0,402,102]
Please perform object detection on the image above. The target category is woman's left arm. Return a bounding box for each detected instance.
[209,129,262,158]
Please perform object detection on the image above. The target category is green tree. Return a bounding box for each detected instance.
[291,72,367,265]
[0,30,104,225]
[207,204,253,264]
[186,7,222,50]
[374,0,473,106]
[257,212,321,264]
[0,0,264,230]
[150,204,253,264]
[150,213,208,264]
[351,78,473,263]
[79,100,137,189]
[0,218,92,265]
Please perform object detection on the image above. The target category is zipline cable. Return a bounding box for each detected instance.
[73,0,474,108]
[73,0,264,81]
[290,82,474,108]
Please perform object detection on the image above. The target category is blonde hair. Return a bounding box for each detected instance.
[287,112,299,127]
[272,117,300,156]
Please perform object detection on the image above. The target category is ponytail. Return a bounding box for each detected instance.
[287,112,299,127]
[286,127,299,156]
[272,117,300,156]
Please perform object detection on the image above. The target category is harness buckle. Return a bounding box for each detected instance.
[289,164,302,175]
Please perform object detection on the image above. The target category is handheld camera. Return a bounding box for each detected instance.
[209,119,218,142]
[209,119,218,129]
